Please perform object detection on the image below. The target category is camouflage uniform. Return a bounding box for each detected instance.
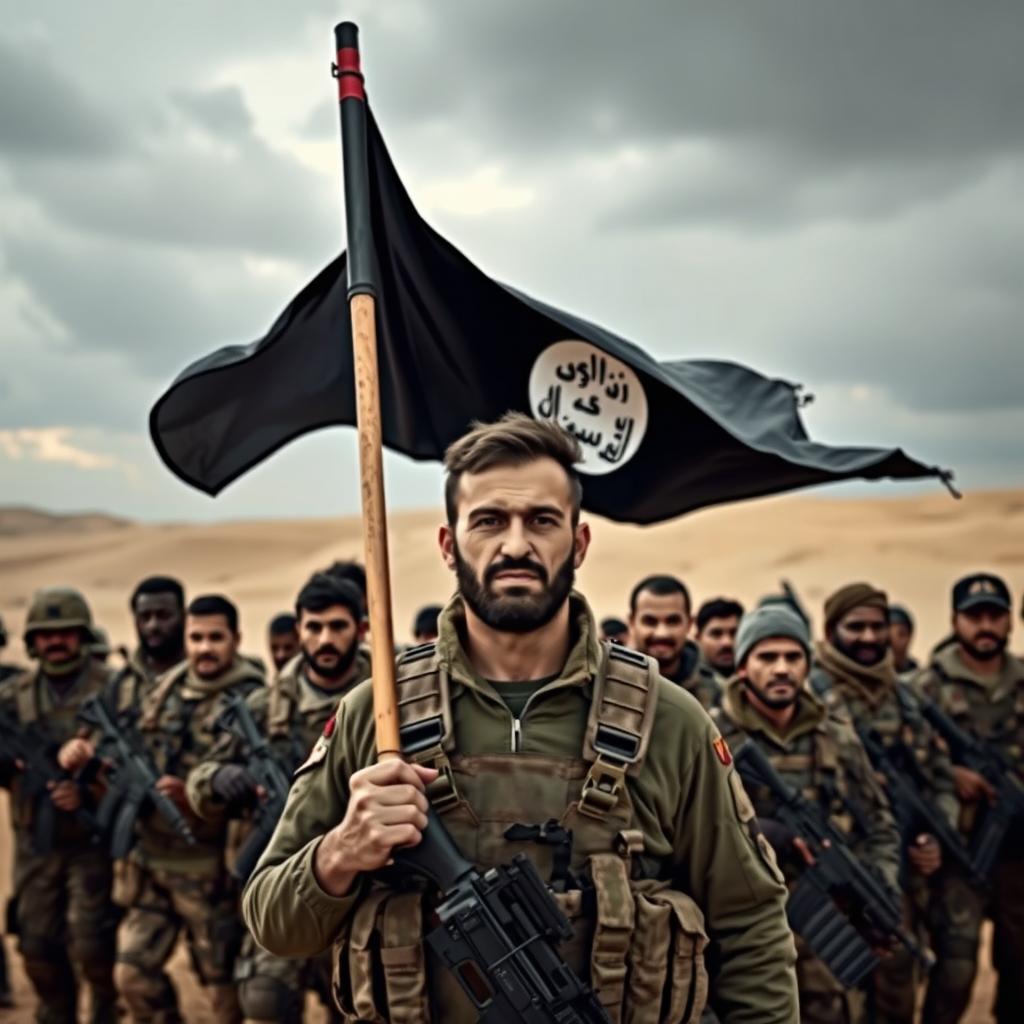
[0,589,118,1024]
[916,644,1024,1024]
[110,656,264,1024]
[110,646,168,715]
[188,649,371,1024]
[668,639,723,711]
[811,641,957,1023]
[243,594,799,1023]
[713,675,901,1024]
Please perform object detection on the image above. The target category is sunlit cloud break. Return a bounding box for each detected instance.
[0,427,126,473]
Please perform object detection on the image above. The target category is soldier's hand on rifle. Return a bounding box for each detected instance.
[952,766,996,805]
[211,765,259,806]
[47,779,82,811]
[155,775,191,815]
[58,737,95,773]
[907,833,941,876]
[314,760,438,897]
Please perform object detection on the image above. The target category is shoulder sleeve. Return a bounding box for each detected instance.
[662,693,798,1023]
[242,684,375,958]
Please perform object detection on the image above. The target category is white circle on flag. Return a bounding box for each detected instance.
[529,340,648,476]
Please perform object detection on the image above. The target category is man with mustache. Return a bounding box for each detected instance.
[714,604,901,1024]
[696,597,745,678]
[811,583,956,1023]
[243,413,799,1023]
[916,574,1024,1024]
[628,574,723,709]
[0,588,118,1024]
[188,572,368,1024]
[76,593,265,1024]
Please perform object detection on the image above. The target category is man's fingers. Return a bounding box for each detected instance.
[369,783,429,813]
[374,804,429,831]
[361,759,433,791]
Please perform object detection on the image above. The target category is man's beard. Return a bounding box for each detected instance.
[744,676,799,710]
[455,545,575,634]
[834,635,887,667]
[959,632,1007,663]
[142,629,185,663]
[712,651,736,675]
[303,641,358,681]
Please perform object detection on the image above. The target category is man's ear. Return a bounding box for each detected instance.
[439,523,457,572]
[573,520,591,569]
[357,619,369,642]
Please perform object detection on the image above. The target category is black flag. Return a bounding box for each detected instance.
[150,111,951,525]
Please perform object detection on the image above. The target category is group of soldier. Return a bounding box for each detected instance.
[0,412,1021,1024]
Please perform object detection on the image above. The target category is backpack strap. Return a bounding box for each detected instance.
[579,642,660,820]
[139,665,186,732]
[394,643,459,811]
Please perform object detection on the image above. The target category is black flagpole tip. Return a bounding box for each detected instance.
[336,22,359,50]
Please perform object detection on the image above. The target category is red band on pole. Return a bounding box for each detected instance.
[336,47,365,101]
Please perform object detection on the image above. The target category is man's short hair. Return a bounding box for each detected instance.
[443,413,583,525]
[322,560,367,600]
[268,612,298,635]
[600,616,629,639]
[295,573,365,623]
[629,575,691,616]
[696,598,745,633]
[413,604,443,638]
[187,594,238,633]
[131,576,184,610]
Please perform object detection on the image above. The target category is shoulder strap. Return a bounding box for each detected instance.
[894,680,922,726]
[393,643,459,810]
[15,670,38,725]
[579,641,659,820]
[266,675,296,739]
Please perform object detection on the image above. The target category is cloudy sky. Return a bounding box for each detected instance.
[1,1,1021,522]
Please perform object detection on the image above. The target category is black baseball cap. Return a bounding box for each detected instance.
[952,573,1011,614]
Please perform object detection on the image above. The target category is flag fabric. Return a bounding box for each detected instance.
[150,110,951,525]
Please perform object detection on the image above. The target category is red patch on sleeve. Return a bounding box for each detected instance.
[323,717,336,739]
[713,736,733,766]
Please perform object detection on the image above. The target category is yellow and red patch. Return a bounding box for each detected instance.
[713,736,733,766]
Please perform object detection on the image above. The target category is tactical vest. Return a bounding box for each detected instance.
[9,662,109,839]
[332,641,709,1024]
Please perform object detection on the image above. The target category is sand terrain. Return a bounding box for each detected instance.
[2,486,1020,1021]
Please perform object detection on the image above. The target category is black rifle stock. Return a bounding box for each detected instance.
[733,740,934,983]
[213,695,292,882]
[396,807,612,1023]
[0,707,101,854]
[78,694,196,857]
[920,700,1024,878]
[855,725,979,883]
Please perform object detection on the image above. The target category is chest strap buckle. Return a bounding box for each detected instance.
[579,755,627,819]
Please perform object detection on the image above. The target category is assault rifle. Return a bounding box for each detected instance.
[734,740,934,987]
[78,694,196,857]
[855,725,979,883]
[397,806,612,1023]
[212,695,292,882]
[0,706,101,854]
[920,700,1024,879]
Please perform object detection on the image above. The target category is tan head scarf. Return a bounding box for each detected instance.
[823,582,888,632]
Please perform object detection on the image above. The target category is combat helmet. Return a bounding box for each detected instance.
[23,587,93,645]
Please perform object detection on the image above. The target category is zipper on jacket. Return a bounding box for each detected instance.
[511,716,522,752]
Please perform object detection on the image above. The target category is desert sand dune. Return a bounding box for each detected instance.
[1,487,1019,1021]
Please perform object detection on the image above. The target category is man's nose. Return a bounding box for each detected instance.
[499,519,531,559]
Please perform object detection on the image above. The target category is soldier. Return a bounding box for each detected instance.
[696,598,745,678]
[187,572,369,1024]
[0,614,22,682]
[242,413,798,1022]
[0,587,118,1024]
[628,574,722,709]
[714,604,902,1023]
[114,576,187,711]
[64,593,265,1023]
[812,583,956,1023]
[266,612,299,673]
[888,605,918,674]
[917,573,1024,1024]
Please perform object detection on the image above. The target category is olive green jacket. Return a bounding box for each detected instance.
[243,594,797,1023]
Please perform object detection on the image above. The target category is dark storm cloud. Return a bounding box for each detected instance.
[0,33,123,156]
